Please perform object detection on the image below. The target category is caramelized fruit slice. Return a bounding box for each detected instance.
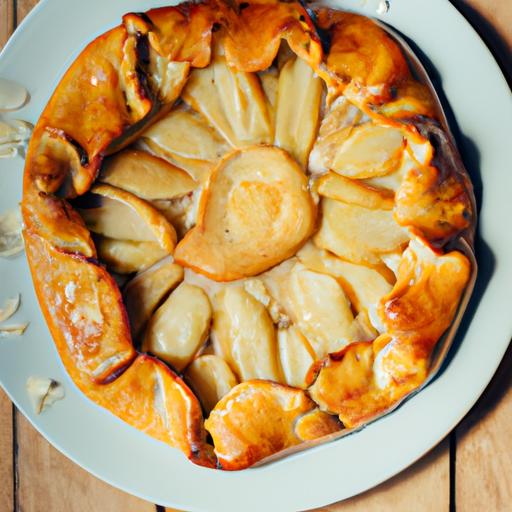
[287,264,362,357]
[182,56,272,148]
[175,146,316,281]
[297,243,392,331]
[309,96,365,175]
[82,354,214,467]
[100,149,197,200]
[378,237,471,341]
[317,172,394,210]
[79,184,177,252]
[123,256,184,337]
[274,57,323,167]
[144,106,227,161]
[212,286,281,382]
[205,381,339,470]
[314,198,409,265]
[278,326,316,389]
[331,123,405,179]
[142,105,230,182]
[24,232,135,384]
[96,237,168,274]
[185,354,238,413]
[259,68,278,125]
[143,283,212,371]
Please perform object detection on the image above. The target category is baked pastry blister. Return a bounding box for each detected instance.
[21,0,476,470]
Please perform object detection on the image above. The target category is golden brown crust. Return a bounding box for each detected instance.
[23,231,136,384]
[205,380,341,470]
[315,9,409,99]
[221,0,322,73]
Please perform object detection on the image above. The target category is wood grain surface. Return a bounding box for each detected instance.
[0,0,510,511]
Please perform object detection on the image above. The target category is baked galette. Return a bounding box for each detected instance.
[22,0,475,470]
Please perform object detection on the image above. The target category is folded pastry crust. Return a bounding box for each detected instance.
[22,0,475,471]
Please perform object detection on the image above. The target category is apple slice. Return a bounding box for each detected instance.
[297,242,393,332]
[331,123,405,179]
[274,57,323,167]
[143,141,216,184]
[309,96,366,175]
[142,283,212,371]
[99,149,197,200]
[79,184,177,252]
[287,264,362,358]
[174,146,316,281]
[182,56,272,148]
[96,237,168,275]
[316,173,394,210]
[143,283,212,371]
[205,381,340,470]
[278,326,316,389]
[185,354,238,413]
[212,286,281,382]
[123,256,184,338]
[142,105,229,181]
[259,68,278,126]
[314,198,409,265]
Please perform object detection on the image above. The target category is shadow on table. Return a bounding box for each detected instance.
[449,0,512,87]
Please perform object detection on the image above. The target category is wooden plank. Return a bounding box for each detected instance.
[0,388,13,512]
[454,0,512,48]
[16,413,157,512]
[453,0,512,510]
[16,0,39,24]
[455,344,512,511]
[164,440,450,512]
[451,0,512,80]
[0,0,14,49]
[315,438,450,511]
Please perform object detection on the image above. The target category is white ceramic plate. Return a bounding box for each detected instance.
[0,0,511,510]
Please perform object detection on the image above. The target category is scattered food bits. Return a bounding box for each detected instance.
[0,322,29,337]
[0,294,20,322]
[26,377,65,414]
[0,208,24,257]
[0,78,28,111]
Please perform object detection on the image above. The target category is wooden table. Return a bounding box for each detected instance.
[1,1,510,510]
